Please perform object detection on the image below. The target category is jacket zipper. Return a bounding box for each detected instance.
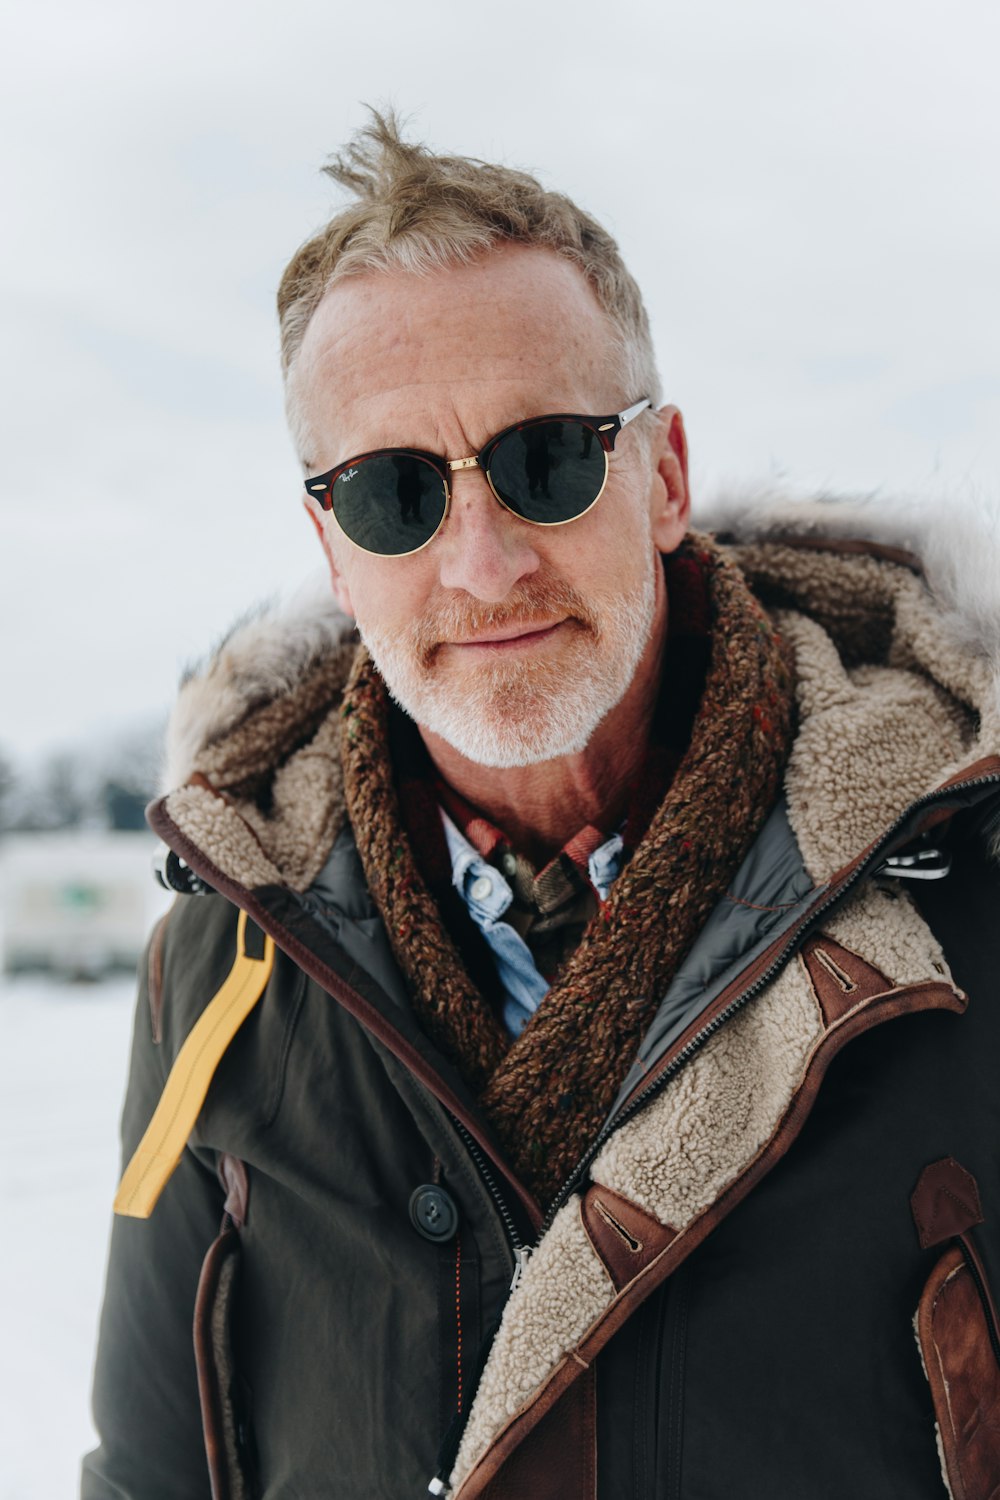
[450,1115,531,1290]
[428,1119,531,1495]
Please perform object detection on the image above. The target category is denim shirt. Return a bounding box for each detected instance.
[440,810,625,1038]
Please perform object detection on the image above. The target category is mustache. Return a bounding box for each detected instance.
[409,578,597,659]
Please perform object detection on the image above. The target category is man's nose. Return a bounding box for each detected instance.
[435,468,541,601]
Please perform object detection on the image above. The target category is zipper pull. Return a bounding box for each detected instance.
[509,1246,531,1294]
[875,844,951,881]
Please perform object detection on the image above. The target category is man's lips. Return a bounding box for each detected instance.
[444,619,568,650]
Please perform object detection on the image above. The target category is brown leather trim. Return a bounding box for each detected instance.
[958,1232,1000,1361]
[461,1366,596,1500]
[219,1155,249,1231]
[146,798,543,1233]
[455,980,967,1497]
[146,904,175,1045]
[911,1158,984,1250]
[193,1225,250,1500]
[580,1185,677,1293]
[917,1244,1000,1500]
[799,934,894,1026]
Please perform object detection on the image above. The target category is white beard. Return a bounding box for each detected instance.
[357,553,658,768]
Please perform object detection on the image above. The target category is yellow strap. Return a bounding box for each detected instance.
[114,908,275,1220]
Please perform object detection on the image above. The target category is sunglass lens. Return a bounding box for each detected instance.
[487,420,607,524]
[331,455,447,555]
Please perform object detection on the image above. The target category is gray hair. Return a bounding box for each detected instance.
[278,110,661,461]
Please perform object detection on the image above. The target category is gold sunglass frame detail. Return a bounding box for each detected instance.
[306,398,652,559]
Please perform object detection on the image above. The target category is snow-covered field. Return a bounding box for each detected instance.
[1,974,137,1500]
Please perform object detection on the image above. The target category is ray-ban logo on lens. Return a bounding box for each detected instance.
[340,468,359,482]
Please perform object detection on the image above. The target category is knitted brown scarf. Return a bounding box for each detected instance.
[340,535,795,1207]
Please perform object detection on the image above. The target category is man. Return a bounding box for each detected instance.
[84,114,1000,1499]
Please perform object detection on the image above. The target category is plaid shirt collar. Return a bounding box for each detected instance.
[434,775,615,905]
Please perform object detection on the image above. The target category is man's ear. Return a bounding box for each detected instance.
[304,498,355,617]
[649,405,691,553]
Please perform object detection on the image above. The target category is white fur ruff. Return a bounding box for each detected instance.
[164,492,1000,793]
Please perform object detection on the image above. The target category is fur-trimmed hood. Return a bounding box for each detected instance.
[701,490,1000,670]
[165,495,1000,792]
[159,492,1000,894]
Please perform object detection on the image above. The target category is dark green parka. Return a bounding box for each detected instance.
[83,513,1000,1500]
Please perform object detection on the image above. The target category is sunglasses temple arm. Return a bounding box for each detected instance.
[618,397,653,428]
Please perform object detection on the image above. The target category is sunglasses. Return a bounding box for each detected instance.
[305,397,653,557]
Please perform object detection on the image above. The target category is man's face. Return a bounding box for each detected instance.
[294,245,688,767]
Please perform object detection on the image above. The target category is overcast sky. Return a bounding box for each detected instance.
[2,0,998,765]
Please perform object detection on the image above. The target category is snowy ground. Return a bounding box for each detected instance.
[0,974,137,1500]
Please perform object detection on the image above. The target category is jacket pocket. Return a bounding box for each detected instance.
[912,1159,1000,1500]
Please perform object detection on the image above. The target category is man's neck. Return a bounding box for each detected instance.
[419,586,670,868]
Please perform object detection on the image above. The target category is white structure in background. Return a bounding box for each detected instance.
[0,832,171,977]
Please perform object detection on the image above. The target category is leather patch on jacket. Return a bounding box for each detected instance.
[911,1158,984,1249]
[916,1243,1000,1500]
[799,934,894,1026]
[580,1185,676,1294]
[477,1366,596,1500]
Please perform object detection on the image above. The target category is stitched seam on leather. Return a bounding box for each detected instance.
[822,982,961,1037]
[913,1184,981,1247]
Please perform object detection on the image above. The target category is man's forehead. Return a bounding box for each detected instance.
[294,245,618,442]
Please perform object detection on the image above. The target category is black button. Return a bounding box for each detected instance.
[409,1184,459,1242]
